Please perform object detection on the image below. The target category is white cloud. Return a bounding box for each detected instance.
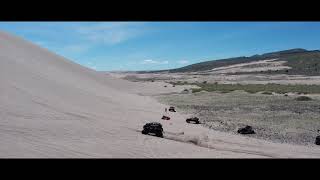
[76,22,145,45]
[142,59,156,64]
[141,59,169,65]
[178,60,189,64]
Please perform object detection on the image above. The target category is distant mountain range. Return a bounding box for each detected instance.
[138,48,320,76]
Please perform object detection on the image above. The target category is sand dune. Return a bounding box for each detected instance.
[209,59,291,74]
[1,30,319,158]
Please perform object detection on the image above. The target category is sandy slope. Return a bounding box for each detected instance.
[209,59,291,74]
[0,30,319,158]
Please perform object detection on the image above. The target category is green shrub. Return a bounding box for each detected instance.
[221,90,232,93]
[261,91,273,95]
[295,96,312,101]
[246,90,257,94]
[191,88,201,93]
[172,81,320,94]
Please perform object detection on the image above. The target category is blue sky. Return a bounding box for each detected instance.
[0,22,320,71]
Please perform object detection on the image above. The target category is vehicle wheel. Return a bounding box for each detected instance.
[156,132,163,138]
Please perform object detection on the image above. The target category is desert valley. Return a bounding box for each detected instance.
[1,29,320,158]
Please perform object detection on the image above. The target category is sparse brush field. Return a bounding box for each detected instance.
[122,74,320,145]
[169,82,320,94]
[156,91,320,145]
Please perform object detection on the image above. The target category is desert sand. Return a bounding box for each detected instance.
[209,59,291,73]
[1,30,320,158]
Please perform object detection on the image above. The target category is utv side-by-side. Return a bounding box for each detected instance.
[142,122,164,138]
[237,126,255,134]
[186,117,200,124]
[315,136,320,145]
[161,115,170,120]
[169,107,176,112]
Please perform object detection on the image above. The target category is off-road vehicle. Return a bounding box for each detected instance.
[186,117,200,124]
[315,135,320,145]
[142,122,164,138]
[169,106,176,112]
[161,115,170,120]
[237,126,255,134]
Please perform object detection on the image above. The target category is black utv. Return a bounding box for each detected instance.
[169,106,176,112]
[186,117,200,124]
[237,126,255,134]
[142,122,164,138]
[315,135,320,145]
